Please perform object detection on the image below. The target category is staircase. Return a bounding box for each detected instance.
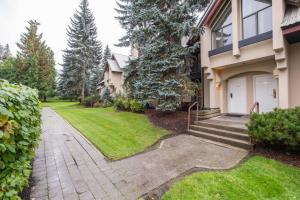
[191,108,221,120]
[188,113,253,150]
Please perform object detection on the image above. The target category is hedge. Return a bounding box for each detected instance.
[0,80,41,200]
[247,107,300,149]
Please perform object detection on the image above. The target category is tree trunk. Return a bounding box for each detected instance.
[81,81,85,104]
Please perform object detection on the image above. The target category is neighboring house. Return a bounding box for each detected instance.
[98,53,130,96]
[196,0,300,114]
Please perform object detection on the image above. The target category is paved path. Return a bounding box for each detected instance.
[31,108,248,200]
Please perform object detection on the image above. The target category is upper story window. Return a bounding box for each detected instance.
[212,8,232,49]
[242,0,272,39]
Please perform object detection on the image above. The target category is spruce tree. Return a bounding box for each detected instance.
[102,45,112,68]
[116,0,209,111]
[0,44,11,63]
[58,51,80,100]
[60,0,102,102]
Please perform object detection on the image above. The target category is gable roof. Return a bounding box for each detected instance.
[198,0,223,27]
[106,53,130,73]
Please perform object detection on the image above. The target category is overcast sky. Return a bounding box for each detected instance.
[0,0,130,70]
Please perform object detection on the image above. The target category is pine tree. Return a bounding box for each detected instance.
[116,0,209,112]
[59,0,102,102]
[15,20,56,100]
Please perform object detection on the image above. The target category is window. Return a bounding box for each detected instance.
[212,9,232,49]
[242,0,272,39]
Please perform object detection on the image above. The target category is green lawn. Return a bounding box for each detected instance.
[162,156,300,200]
[42,101,168,160]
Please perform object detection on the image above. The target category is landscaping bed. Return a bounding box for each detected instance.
[253,146,300,168]
[145,109,188,134]
[161,156,300,200]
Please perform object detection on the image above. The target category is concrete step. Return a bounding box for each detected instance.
[197,112,221,120]
[190,125,250,141]
[192,109,220,116]
[194,121,248,134]
[188,130,253,150]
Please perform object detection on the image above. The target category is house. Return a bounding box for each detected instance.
[196,0,300,114]
[98,53,130,96]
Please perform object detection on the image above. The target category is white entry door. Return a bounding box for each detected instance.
[228,77,247,114]
[254,75,278,113]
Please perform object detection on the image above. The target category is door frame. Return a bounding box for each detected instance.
[253,74,279,112]
[227,76,247,114]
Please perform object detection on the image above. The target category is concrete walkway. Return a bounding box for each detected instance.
[30,108,248,200]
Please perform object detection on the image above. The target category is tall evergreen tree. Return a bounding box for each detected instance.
[58,51,80,100]
[102,45,112,68]
[15,20,56,100]
[0,44,11,63]
[116,0,209,111]
[59,0,102,102]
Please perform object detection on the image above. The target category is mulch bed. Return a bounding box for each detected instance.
[253,146,300,168]
[145,109,188,134]
[20,173,34,200]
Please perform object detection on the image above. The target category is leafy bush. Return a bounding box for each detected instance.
[0,80,41,199]
[129,99,145,113]
[247,108,300,149]
[114,95,144,113]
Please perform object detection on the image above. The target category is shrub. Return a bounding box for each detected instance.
[83,95,100,107]
[247,108,300,149]
[114,95,127,111]
[101,88,112,102]
[114,95,144,113]
[129,99,144,113]
[101,100,113,108]
[0,80,41,199]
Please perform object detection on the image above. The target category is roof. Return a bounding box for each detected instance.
[113,53,130,69]
[107,59,122,72]
[106,53,130,73]
[287,0,300,6]
[282,5,300,29]
[198,0,224,27]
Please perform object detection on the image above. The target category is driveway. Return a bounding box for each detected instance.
[30,108,248,200]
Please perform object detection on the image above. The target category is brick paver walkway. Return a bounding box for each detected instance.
[30,108,248,200]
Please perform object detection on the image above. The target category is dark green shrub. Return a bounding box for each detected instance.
[0,80,41,199]
[114,95,127,111]
[129,99,144,113]
[83,95,100,107]
[247,108,300,149]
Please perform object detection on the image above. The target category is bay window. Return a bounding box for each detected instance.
[242,0,272,39]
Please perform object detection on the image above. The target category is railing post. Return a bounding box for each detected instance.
[196,103,199,122]
[187,102,198,131]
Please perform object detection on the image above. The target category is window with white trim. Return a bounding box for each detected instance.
[242,0,272,39]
